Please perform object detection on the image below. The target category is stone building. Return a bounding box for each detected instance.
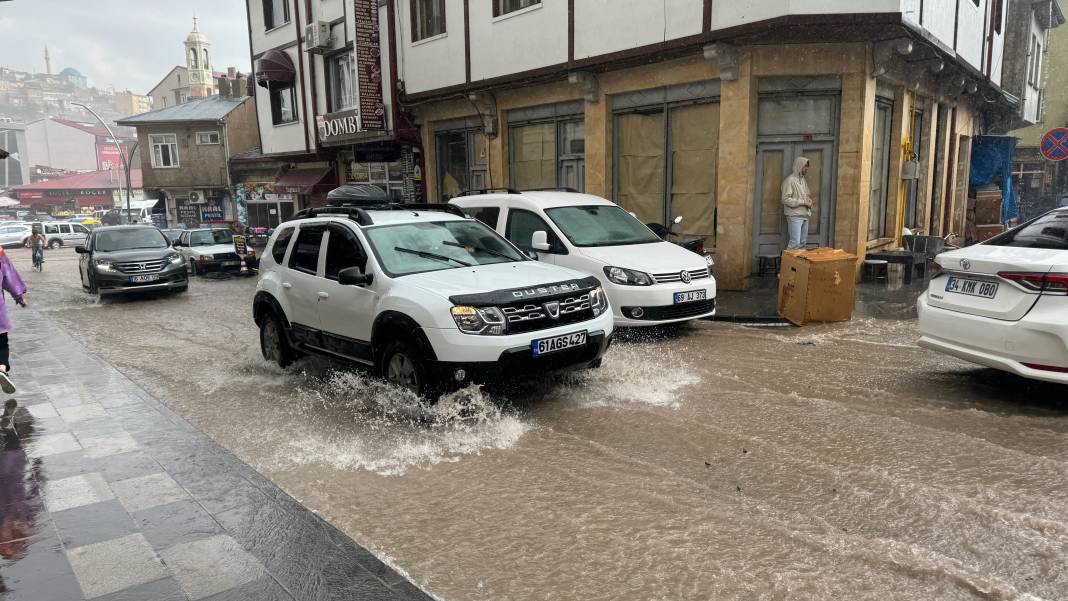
[386,0,1026,290]
[117,93,259,228]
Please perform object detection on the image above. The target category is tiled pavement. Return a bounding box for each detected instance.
[0,310,432,601]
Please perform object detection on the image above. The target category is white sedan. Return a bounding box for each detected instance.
[917,207,1068,384]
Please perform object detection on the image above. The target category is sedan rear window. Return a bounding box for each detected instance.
[985,210,1068,249]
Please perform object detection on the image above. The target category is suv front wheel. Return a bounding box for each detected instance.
[381,339,435,398]
[260,312,296,368]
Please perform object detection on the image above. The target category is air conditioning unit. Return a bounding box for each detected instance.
[304,21,332,53]
[188,190,207,205]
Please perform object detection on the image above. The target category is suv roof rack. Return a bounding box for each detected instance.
[455,188,521,197]
[291,202,467,226]
[519,187,580,193]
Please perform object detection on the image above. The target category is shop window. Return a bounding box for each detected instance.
[509,117,584,191]
[411,0,446,41]
[271,85,298,125]
[436,130,487,200]
[494,0,540,17]
[289,227,324,275]
[904,109,924,230]
[868,100,893,240]
[328,53,356,111]
[150,134,179,168]
[263,0,291,30]
[614,100,719,245]
[196,131,220,145]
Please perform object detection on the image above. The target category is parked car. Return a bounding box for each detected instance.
[253,203,613,396]
[917,207,1068,384]
[68,214,102,228]
[173,228,258,274]
[160,229,183,243]
[75,226,188,296]
[0,224,32,248]
[36,221,90,248]
[451,190,716,327]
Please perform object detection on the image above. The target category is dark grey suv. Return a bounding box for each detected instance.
[76,226,188,295]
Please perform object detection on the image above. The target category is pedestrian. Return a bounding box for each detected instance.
[0,247,26,394]
[781,156,814,250]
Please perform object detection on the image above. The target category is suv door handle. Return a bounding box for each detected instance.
[317,291,329,299]
[281,282,292,289]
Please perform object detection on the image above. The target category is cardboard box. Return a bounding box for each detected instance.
[777,248,858,326]
[974,197,1003,225]
[975,224,1004,242]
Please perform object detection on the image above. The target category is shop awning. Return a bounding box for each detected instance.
[255,49,296,90]
[76,195,112,208]
[275,167,335,195]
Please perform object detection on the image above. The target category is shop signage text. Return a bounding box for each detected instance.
[317,109,362,146]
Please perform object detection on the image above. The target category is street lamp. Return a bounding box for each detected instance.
[71,102,134,222]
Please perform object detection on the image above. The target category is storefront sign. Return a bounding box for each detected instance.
[176,203,200,227]
[354,0,385,131]
[96,143,123,171]
[316,109,362,146]
[233,235,248,257]
[201,201,225,222]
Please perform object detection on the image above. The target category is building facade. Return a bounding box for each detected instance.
[24,117,132,173]
[11,168,144,215]
[243,0,418,215]
[0,124,30,189]
[117,94,259,228]
[389,0,1020,289]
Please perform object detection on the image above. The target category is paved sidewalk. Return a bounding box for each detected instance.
[0,309,432,601]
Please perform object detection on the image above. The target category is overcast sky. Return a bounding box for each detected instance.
[0,0,252,93]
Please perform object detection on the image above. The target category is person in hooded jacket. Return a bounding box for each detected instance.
[781,156,814,250]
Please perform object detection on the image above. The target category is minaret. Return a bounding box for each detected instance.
[184,17,214,98]
[44,45,52,75]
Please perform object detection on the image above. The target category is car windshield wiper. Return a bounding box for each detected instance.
[441,240,515,261]
[394,246,471,267]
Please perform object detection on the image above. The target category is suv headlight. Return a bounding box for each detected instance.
[451,306,507,335]
[604,266,653,286]
[94,259,115,272]
[589,287,608,316]
[197,254,214,261]
[166,253,184,265]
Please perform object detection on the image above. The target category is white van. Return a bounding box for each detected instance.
[451,190,716,327]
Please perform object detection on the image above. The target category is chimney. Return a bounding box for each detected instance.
[218,77,232,97]
[235,75,249,98]
[227,66,237,79]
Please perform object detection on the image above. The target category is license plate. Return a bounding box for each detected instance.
[222,261,239,267]
[945,276,998,299]
[532,331,587,357]
[673,289,707,304]
[130,274,158,283]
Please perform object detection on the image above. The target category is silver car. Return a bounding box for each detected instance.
[0,224,31,248]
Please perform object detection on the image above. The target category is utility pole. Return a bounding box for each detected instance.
[71,103,134,223]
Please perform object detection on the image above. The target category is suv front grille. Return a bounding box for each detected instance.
[502,294,593,334]
[115,260,165,274]
[652,268,711,284]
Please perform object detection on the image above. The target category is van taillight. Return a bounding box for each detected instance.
[998,272,1068,295]
[1022,362,1068,373]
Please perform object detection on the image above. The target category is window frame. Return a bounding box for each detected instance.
[324,226,369,280]
[493,0,541,18]
[149,133,180,168]
[196,131,221,145]
[263,0,292,31]
[327,51,357,112]
[270,85,299,125]
[410,0,446,42]
[270,226,295,264]
[508,115,585,192]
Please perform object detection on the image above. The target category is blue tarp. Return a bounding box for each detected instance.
[970,136,1019,223]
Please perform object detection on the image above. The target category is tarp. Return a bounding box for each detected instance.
[970,136,1019,223]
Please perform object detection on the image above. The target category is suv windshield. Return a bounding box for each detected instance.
[190,230,234,246]
[365,220,526,276]
[94,229,170,252]
[545,205,661,247]
[985,210,1068,250]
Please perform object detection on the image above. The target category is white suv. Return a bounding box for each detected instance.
[253,203,614,396]
[450,190,716,326]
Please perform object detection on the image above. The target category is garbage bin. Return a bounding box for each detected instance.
[777,248,858,326]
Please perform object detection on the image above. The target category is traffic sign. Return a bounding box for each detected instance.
[1040,127,1068,161]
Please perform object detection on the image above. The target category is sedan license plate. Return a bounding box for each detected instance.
[130,274,159,284]
[532,331,587,357]
[674,289,707,304]
[222,261,240,267]
[945,276,998,299]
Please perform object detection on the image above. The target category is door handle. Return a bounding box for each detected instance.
[282,282,292,289]
[317,291,330,299]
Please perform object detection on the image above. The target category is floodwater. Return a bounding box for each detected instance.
[19,248,1068,600]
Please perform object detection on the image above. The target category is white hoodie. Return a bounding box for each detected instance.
[781,156,812,218]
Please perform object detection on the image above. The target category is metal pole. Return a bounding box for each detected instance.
[71,103,131,222]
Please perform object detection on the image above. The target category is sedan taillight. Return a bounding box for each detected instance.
[998,272,1068,295]
[930,262,944,278]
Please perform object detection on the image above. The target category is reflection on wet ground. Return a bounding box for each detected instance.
[19,248,1068,601]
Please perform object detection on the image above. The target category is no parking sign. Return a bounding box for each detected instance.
[1040,128,1068,162]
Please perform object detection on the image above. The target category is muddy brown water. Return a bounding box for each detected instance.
[16,248,1068,600]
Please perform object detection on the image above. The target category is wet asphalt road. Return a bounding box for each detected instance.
[15,246,1068,601]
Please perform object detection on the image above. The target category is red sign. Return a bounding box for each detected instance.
[1040,128,1068,162]
[97,143,123,171]
[354,0,385,131]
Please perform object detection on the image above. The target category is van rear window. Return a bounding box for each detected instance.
[985,210,1068,249]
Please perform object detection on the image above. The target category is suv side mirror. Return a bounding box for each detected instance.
[75,245,87,254]
[338,266,373,287]
[531,231,551,252]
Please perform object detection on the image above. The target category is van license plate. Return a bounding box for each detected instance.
[532,331,587,356]
[945,276,998,299]
[130,274,158,283]
[674,290,707,304]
